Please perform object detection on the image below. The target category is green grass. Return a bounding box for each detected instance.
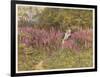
[18,44,93,71]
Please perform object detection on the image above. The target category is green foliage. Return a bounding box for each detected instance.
[39,8,93,31]
[18,45,93,71]
[18,6,93,31]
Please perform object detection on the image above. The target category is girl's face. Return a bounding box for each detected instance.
[66,30,71,33]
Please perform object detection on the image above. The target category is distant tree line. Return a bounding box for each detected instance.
[18,6,93,31]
